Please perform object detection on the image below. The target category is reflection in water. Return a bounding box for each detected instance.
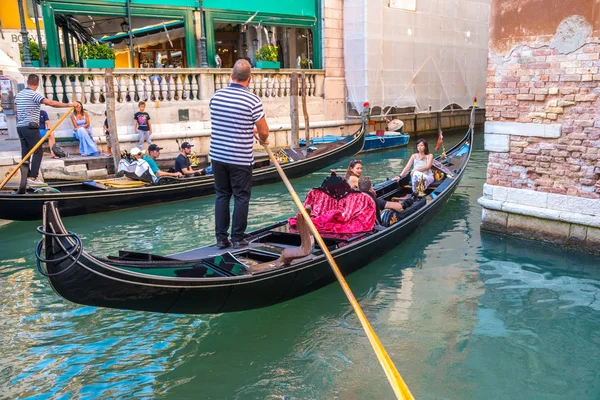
[1,130,599,399]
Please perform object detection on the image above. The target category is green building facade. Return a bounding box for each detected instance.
[40,0,321,68]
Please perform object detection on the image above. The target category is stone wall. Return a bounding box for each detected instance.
[481,2,600,254]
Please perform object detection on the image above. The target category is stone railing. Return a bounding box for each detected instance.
[20,68,325,105]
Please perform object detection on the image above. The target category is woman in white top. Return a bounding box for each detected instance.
[394,138,434,192]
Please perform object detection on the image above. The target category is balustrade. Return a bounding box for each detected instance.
[20,68,324,105]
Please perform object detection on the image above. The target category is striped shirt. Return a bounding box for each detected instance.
[209,83,265,165]
[15,88,46,127]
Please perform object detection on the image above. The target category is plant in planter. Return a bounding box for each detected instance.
[255,44,280,69]
[299,57,311,69]
[77,43,116,68]
[20,39,48,67]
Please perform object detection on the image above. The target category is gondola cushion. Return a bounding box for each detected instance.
[289,189,376,233]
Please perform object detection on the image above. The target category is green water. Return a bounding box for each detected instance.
[1,130,599,399]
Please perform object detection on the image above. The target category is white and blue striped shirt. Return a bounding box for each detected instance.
[209,83,265,166]
[15,88,46,127]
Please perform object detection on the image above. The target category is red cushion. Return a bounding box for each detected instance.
[289,190,376,233]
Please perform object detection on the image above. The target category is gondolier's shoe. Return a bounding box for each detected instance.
[233,239,249,249]
[216,239,232,249]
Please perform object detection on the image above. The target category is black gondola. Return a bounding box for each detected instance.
[0,121,366,221]
[37,126,473,315]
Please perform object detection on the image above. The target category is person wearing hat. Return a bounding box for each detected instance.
[143,144,182,178]
[175,142,201,176]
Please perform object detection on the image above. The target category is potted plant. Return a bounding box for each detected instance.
[255,44,280,69]
[20,39,48,67]
[77,43,116,68]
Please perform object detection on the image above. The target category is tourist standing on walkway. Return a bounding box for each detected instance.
[134,101,152,149]
[209,59,269,249]
[15,75,71,184]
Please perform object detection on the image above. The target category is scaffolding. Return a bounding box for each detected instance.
[344,0,490,112]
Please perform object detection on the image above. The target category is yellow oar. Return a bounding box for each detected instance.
[263,143,415,400]
[0,107,74,190]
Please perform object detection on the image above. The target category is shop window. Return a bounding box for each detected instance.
[213,23,314,69]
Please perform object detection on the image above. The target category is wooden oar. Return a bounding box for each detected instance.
[0,107,74,190]
[263,143,415,400]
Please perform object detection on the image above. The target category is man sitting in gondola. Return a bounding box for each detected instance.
[358,176,404,214]
[144,144,183,179]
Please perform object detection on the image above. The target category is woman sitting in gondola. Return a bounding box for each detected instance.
[70,101,99,157]
[344,159,363,189]
[394,138,434,192]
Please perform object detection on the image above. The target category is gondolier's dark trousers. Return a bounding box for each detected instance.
[213,160,252,243]
[17,126,43,179]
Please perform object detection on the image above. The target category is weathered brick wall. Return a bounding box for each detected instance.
[486,43,600,199]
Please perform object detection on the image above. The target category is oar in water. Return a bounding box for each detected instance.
[263,142,415,400]
[0,107,74,190]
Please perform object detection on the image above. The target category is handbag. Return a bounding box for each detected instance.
[52,144,68,158]
[28,121,40,129]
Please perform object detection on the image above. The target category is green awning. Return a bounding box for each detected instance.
[99,20,184,43]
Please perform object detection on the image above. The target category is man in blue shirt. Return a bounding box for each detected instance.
[142,144,182,178]
[39,110,58,158]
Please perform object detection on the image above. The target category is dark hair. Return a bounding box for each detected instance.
[27,74,40,86]
[358,176,372,192]
[416,138,429,155]
[345,159,362,180]
[138,101,146,107]
[232,59,251,82]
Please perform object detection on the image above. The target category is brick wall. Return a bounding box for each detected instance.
[486,43,600,199]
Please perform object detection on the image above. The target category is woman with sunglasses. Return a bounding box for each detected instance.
[394,138,434,192]
[344,159,363,189]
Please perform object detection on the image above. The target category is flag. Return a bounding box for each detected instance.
[435,130,443,151]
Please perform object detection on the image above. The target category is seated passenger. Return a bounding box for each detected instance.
[70,101,99,157]
[344,159,363,189]
[393,138,434,192]
[358,176,404,213]
[175,142,203,176]
[143,144,183,179]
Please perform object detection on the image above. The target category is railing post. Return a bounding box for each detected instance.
[105,69,121,173]
[290,72,299,148]
[199,72,215,100]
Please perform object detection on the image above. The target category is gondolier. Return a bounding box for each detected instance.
[15,75,71,184]
[209,59,270,249]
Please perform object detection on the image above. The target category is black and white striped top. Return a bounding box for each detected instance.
[15,88,46,127]
[209,83,265,166]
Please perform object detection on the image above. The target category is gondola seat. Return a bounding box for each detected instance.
[289,176,376,234]
[380,197,427,227]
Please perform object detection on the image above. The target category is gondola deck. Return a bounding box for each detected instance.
[37,126,473,314]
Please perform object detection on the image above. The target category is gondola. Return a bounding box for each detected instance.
[36,126,472,315]
[301,130,410,153]
[0,120,365,221]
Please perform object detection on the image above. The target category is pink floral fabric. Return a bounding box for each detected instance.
[289,190,376,233]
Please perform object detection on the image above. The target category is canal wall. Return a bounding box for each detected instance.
[479,2,600,254]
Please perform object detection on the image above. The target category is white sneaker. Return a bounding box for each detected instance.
[27,178,46,185]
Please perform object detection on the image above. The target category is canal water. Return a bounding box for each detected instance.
[1,129,599,399]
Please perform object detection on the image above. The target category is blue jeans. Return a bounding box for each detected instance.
[138,130,151,147]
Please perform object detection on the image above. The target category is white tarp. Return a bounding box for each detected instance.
[344,0,490,112]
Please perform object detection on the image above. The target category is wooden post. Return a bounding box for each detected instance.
[105,69,121,173]
[290,72,299,148]
[301,72,310,145]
